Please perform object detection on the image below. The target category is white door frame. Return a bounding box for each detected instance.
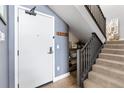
[14,6,55,88]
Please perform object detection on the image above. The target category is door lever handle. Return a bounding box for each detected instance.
[48,47,53,54]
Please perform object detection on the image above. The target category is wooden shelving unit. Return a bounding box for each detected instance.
[69,48,77,72]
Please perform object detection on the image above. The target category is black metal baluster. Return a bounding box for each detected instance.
[85,48,87,74]
[77,32,104,87]
[87,45,89,71]
[84,50,85,75]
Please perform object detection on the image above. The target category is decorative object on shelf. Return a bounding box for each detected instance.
[77,40,84,49]
[106,18,119,41]
[71,42,77,49]
[0,5,7,25]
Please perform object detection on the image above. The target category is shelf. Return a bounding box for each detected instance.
[70,48,77,51]
[69,57,77,60]
[69,48,77,72]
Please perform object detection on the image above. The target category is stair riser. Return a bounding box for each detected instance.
[96,60,124,71]
[88,72,122,87]
[102,49,124,55]
[104,45,124,49]
[99,54,124,62]
[107,41,124,44]
[84,40,124,88]
[93,65,124,83]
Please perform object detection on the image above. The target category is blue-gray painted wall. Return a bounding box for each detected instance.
[8,5,69,88]
[0,6,8,87]
[7,5,15,88]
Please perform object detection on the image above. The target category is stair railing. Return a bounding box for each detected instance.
[85,5,106,39]
[77,32,103,87]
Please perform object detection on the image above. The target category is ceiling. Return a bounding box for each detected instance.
[49,5,105,43]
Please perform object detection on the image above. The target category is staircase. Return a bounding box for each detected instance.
[84,40,124,88]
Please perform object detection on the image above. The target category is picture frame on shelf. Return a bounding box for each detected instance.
[0,5,7,25]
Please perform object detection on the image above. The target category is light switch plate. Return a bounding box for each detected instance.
[57,66,60,71]
[0,31,5,41]
[56,44,59,49]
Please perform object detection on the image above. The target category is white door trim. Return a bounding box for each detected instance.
[14,5,55,88]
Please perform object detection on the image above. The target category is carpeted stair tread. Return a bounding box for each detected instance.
[88,71,124,87]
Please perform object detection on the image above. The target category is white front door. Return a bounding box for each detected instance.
[18,8,54,88]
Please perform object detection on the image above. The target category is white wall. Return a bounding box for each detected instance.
[101,5,124,40]
[69,30,79,49]
[69,31,79,43]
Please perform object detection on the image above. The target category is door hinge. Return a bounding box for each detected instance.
[17,50,19,56]
[18,83,19,88]
[17,16,19,22]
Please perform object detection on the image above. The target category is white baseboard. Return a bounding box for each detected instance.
[53,72,70,82]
